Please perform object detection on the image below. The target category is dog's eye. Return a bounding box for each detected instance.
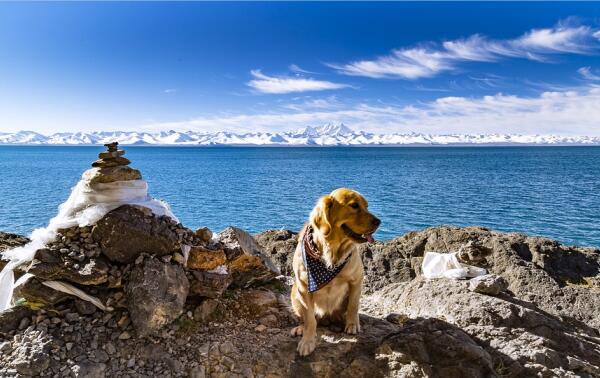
[349,203,359,209]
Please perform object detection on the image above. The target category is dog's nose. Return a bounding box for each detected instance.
[372,217,381,227]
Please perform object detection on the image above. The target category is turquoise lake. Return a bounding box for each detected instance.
[1,146,599,248]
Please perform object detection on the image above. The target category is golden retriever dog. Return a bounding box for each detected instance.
[290,188,381,356]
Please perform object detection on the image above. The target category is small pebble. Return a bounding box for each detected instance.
[118,331,132,340]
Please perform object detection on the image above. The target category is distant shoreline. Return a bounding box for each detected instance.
[2,143,600,148]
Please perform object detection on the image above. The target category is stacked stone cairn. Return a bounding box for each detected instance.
[7,142,280,340]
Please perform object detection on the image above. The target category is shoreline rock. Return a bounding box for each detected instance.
[1,225,598,377]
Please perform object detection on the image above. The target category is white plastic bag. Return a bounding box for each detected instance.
[422,252,487,279]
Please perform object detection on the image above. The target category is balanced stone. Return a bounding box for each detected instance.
[91,156,131,168]
[105,141,119,152]
[91,141,130,168]
[98,150,125,159]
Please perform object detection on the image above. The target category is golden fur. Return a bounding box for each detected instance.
[290,188,381,356]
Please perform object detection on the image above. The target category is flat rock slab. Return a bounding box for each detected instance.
[13,277,72,307]
[187,246,226,270]
[217,227,280,288]
[87,166,141,185]
[27,248,109,285]
[92,205,181,264]
[126,257,189,337]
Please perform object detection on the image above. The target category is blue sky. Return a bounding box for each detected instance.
[1,2,600,135]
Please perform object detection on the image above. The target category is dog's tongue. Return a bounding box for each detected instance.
[365,234,375,243]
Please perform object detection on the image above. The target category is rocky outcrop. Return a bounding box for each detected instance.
[0,232,29,271]
[0,232,29,252]
[1,225,599,377]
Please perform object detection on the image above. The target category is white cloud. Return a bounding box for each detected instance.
[289,64,317,74]
[333,23,600,79]
[163,89,177,94]
[578,66,600,81]
[142,86,600,136]
[247,70,349,94]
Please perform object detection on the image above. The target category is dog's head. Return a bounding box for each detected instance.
[309,188,381,264]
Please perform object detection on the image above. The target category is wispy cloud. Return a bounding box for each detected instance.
[578,66,600,81]
[163,88,177,94]
[143,85,600,136]
[289,64,317,74]
[332,22,600,79]
[247,70,349,94]
[283,95,342,111]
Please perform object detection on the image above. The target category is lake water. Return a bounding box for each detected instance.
[0,146,599,248]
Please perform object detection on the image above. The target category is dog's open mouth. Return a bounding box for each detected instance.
[342,224,376,243]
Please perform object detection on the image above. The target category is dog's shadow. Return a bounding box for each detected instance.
[287,314,520,378]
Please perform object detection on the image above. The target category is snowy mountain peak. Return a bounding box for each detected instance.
[315,123,353,136]
[0,126,598,146]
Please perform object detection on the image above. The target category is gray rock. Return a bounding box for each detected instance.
[217,227,279,287]
[71,360,106,378]
[377,317,496,378]
[75,299,98,315]
[193,299,219,323]
[0,305,33,333]
[469,274,508,295]
[13,276,72,306]
[189,270,232,298]
[126,257,189,337]
[0,232,29,271]
[254,229,298,277]
[189,365,206,378]
[381,277,600,377]
[92,205,181,263]
[0,341,11,353]
[9,329,51,376]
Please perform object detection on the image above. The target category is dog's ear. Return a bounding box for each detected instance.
[311,195,334,235]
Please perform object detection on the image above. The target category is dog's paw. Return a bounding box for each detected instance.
[290,325,303,337]
[297,336,317,356]
[344,319,360,335]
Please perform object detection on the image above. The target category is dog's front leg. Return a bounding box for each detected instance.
[297,292,318,356]
[345,278,362,334]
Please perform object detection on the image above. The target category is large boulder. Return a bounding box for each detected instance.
[361,226,600,329]
[27,248,109,285]
[376,317,496,378]
[92,205,181,263]
[217,227,280,287]
[368,277,600,377]
[125,257,189,337]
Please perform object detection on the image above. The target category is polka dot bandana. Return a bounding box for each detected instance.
[302,227,350,293]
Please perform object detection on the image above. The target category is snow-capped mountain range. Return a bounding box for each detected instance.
[1,124,599,146]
